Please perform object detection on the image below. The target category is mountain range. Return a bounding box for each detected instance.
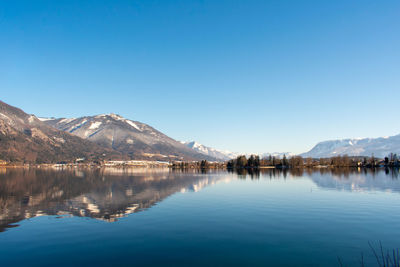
[0,101,121,163]
[181,141,238,161]
[301,135,400,158]
[186,137,400,160]
[1,100,399,163]
[42,114,214,161]
[0,100,214,163]
[182,142,296,160]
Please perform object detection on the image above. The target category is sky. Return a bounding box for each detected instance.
[1,0,399,154]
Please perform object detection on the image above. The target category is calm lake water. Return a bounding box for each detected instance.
[0,167,399,266]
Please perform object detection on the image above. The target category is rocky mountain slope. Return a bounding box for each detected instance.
[301,135,400,158]
[0,101,120,163]
[42,114,214,161]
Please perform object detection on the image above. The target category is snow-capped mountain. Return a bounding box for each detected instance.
[301,135,400,158]
[261,152,295,159]
[0,100,119,163]
[181,141,238,161]
[42,114,215,161]
[182,141,296,161]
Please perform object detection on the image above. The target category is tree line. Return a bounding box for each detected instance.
[171,153,400,170]
[227,153,400,169]
[171,160,225,170]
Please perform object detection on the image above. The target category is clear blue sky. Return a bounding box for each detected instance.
[1,0,399,154]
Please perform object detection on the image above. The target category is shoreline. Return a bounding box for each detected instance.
[1,164,398,170]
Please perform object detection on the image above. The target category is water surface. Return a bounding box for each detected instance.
[0,167,399,266]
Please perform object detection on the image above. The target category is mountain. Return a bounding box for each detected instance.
[301,135,400,158]
[182,141,238,161]
[0,100,120,163]
[42,114,214,161]
[261,152,295,159]
[182,141,296,161]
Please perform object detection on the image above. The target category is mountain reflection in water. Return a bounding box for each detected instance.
[232,167,400,193]
[0,167,399,233]
[0,168,230,232]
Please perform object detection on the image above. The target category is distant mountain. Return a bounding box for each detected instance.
[42,114,214,161]
[181,141,296,161]
[261,152,295,159]
[182,141,297,161]
[301,135,400,158]
[182,141,237,161]
[0,101,119,163]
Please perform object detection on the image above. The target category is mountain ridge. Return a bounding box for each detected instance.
[0,100,122,163]
[42,114,216,161]
[301,134,400,158]
[2,100,399,163]
[181,141,238,161]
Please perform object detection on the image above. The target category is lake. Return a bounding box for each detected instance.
[0,167,399,266]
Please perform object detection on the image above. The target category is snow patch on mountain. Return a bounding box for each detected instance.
[125,120,141,131]
[59,118,76,124]
[28,115,36,123]
[0,113,11,120]
[38,117,54,122]
[69,119,88,133]
[89,121,102,130]
[109,113,124,121]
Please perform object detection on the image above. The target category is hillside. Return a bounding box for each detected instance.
[42,114,215,161]
[301,135,400,158]
[0,101,121,163]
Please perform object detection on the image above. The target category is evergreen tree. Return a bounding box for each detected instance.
[282,154,288,167]
[200,160,209,169]
[237,155,247,168]
[254,155,260,167]
[247,155,255,168]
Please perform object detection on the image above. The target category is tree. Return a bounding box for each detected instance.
[370,154,376,167]
[306,157,313,167]
[200,160,209,169]
[254,155,260,167]
[227,160,234,169]
[385,157,389,166]
[247,155,255,168]
[282,154,288,167]
[289,156,303,168]
[342,155,350,167]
